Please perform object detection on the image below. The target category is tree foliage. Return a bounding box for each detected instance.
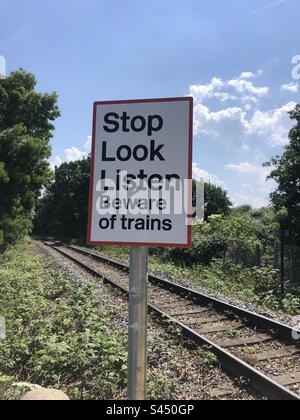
[0,70,60,248]
[193,180,232,220]
[34,158,91,241]
[265,104,300,245]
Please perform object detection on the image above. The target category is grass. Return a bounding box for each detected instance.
[95,245,300,316]
[0,241,128,400]
[0,241,182,400]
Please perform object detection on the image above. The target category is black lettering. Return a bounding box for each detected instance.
[148,174,163,190]
[150,140,165,161]
[131,116,146,133]
[162,219,172,231]
[121,112,130,133]
[148,115,163,136]
[103,112,119,133]
[133,145,148,161]
[117,145,132,161]
[99,218,110,229]
[102,142,115,162]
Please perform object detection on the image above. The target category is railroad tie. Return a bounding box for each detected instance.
[251,346,300,362]
[197,321,243,335]
[216,334,272,348]
[272,372,300,387]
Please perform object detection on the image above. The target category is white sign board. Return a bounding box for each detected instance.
[87,97,193,247]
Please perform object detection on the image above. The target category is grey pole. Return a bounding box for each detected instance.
[127,246,149,400]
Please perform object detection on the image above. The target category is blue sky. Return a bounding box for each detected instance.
[1,0,300,207]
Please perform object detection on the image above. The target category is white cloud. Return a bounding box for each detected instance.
[50,156,63,171]
[189,73,268,106]
[225,161,276,207]
[189,77,225,102]
[188,71,290,151]
[239,72,255,80]
[65,146,86,162]
[281,82,299,93]
[231,193,268,208]
[225,162,271,187]
[0,55,6,78]
[190,73,296,149]
[193,103,250,150]
[250,102,296,146]
[50,137,92,168]
[192,162,227,189]
[239,70,263,80]
[228,78,269,98]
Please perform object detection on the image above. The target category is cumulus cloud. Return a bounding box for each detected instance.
[189,72,268,106]
[50,137,92,169]
[193,103,250,151]
[50,156,63,171]
[189,71,296,150]
[192,162,227,189]
[281,82,299,93]
[189,77,225,102]
[225,162,271,188]
[231,192,268,209]
[65,146,86,162]
[250,102,296,146]
[225,161,276,207]
[228,78,269,98]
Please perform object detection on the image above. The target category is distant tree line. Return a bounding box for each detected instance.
[34,159,232,243]
[34,158,91,241]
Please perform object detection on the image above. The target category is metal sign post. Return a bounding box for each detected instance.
[127,246,149,400]
[87,97,193,401]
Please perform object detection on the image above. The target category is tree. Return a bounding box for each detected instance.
[34,158,91,241]
[193,180,232,220]
[265,104,300,245]
[0,70,60,248]
[204,182,232,219]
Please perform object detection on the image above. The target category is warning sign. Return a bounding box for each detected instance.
[87,97,193,247]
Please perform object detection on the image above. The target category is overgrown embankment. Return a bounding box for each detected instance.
[0,240,127,400]
[96,245,300,317]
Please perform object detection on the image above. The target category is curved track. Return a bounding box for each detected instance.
[42,240,300,400]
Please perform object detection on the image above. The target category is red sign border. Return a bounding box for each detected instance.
[87,97,193,248]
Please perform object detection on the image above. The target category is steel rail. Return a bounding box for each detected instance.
[42,241,300,401]
[69,244,299,344]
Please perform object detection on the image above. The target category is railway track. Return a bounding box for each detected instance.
[42,240,300,400]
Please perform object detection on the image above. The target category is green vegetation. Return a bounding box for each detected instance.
[266,104,300,246]
[193,180,232,221]
[0,70,60,249]
[0,241,127,400]
[34,158,91,241]
[0,241,186,400]
[197,346,219,368]
[98,235,300,316]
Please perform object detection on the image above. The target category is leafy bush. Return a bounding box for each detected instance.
[151,215,260,267]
